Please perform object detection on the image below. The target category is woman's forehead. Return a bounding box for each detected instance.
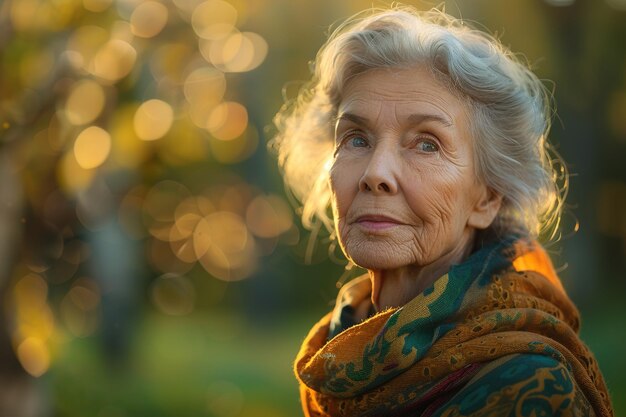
[337,67,467,125]
[335,110,454,129]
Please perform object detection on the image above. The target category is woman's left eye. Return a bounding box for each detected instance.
[417,140,439,153]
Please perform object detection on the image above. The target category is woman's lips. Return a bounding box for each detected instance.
[355,215,403,230]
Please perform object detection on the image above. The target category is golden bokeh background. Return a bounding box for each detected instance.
[0,1,625,416]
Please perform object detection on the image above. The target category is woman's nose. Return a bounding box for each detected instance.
[358,148,398,194]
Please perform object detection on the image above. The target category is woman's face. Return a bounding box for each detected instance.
[330,67,500,271]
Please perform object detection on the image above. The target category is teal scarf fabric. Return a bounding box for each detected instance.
[295,237,614,416]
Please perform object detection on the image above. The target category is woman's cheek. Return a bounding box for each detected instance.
[404,167,464,222]
[330,165,357,216]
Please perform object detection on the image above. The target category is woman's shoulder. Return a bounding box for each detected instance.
[431,353,595,417]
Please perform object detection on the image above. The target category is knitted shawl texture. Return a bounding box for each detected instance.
[295,238,613,416]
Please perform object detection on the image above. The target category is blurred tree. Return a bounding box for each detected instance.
[0,1,290,414]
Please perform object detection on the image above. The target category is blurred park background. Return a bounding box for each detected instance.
[0,0,625,416]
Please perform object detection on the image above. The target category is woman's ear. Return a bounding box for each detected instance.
[468,186,502,230]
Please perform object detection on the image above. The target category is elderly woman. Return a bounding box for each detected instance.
[273,7,613,417]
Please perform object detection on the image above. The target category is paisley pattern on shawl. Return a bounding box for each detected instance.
[294,237,614,416]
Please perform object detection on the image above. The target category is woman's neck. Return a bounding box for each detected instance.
[369,232,476,311]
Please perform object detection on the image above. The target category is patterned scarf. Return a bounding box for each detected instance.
[295,237,614,416]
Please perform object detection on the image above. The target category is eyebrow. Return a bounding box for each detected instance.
[335,112,454,128]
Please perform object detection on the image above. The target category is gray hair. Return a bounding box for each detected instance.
[272,6,566,239]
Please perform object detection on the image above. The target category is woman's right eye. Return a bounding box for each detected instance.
[347,135,368,148]
[334,132,370,156]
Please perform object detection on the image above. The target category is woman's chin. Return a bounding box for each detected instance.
[345,247,414,271]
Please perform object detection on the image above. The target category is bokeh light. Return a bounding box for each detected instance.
[130,1,169,38]
[207,101,248,141]
[184,67,227,128]
[65,80,107,126]
[10,0,73,33]
[16,337,50,378]
[11,273,54,377]
[191,0,238,40]
[67,25,109,70]
[246,195,293,239]
[201,31,268,72]
[73,126,112,169]
[91,39,137,83]
[196,211,258,281]
[133,99,174,141]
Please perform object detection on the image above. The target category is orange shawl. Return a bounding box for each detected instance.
[295,238,613,416]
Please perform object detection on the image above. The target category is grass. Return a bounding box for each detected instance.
[49,311,310,417]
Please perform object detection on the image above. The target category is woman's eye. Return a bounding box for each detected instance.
[417,140,439,153]
[333,133,369,156]
[348,136,368,148]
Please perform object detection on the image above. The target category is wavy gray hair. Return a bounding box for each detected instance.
[272,6,566,240]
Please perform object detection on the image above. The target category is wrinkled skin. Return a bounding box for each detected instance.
[329,67,501,310]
